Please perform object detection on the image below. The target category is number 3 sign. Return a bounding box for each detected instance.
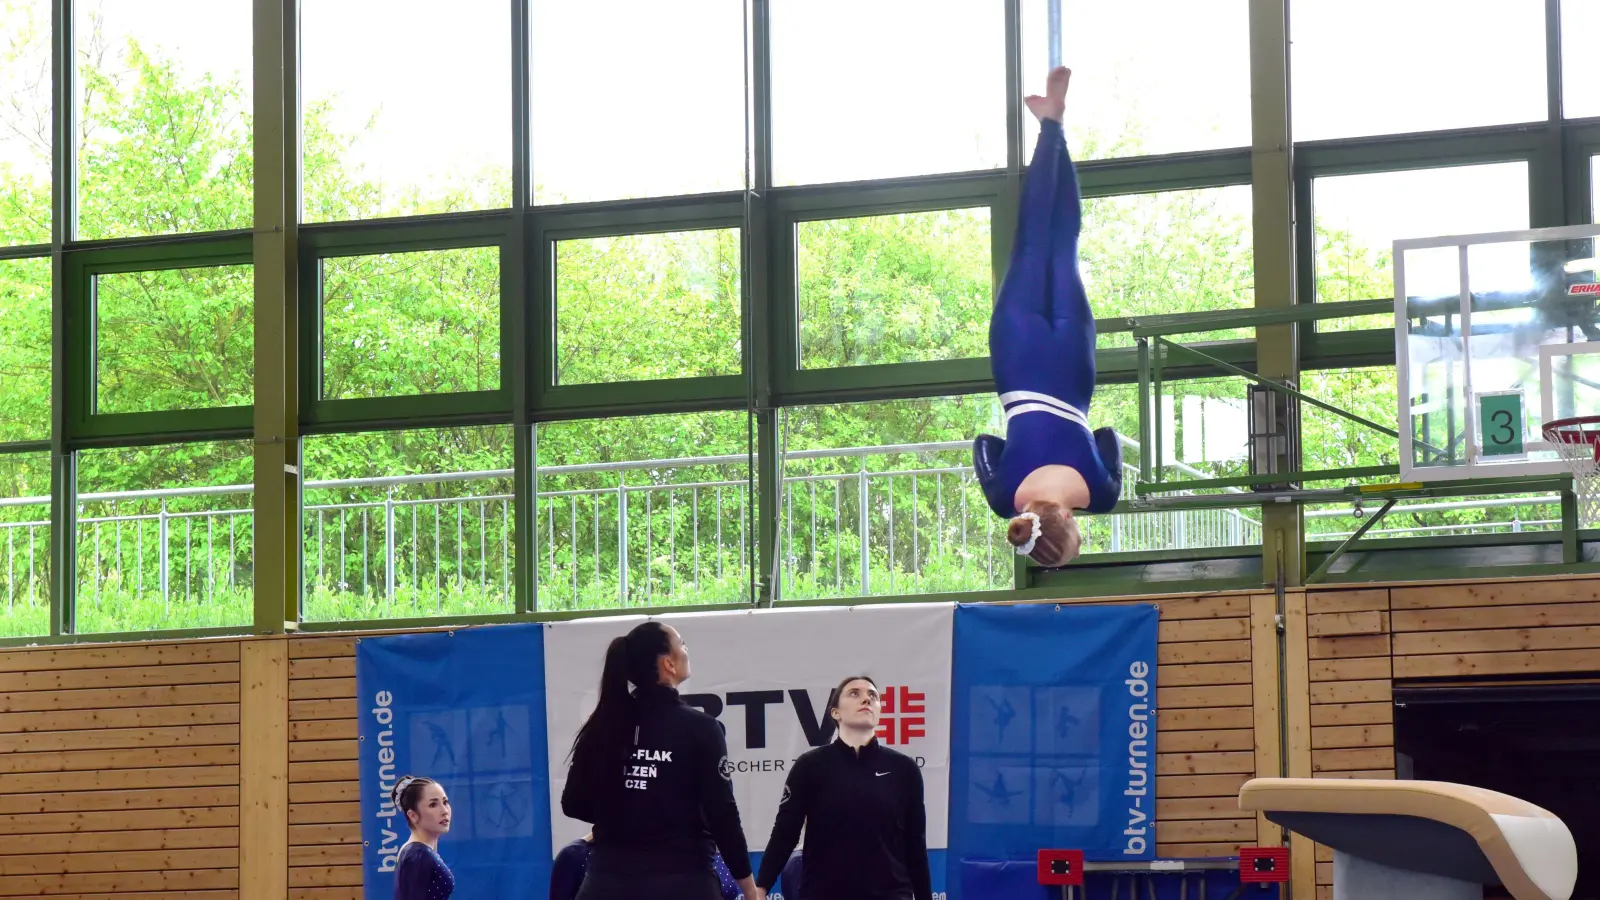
[1479,392,1525,457]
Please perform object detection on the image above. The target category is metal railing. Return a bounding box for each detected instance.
[0,441,1565,625]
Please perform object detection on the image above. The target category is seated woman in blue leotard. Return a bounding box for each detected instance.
[974,66,1122,568]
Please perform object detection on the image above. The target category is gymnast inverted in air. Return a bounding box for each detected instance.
[974,66,1122,568]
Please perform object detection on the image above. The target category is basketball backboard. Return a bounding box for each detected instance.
[1396,223,1600,482]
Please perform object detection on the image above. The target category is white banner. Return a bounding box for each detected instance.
[543,604,954,855]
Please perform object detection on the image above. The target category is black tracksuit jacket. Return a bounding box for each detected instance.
[755,737,932,900]
[560,683,753,880]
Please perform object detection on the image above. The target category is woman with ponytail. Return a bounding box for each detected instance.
[391,775,453,900]
[562,621,757,900]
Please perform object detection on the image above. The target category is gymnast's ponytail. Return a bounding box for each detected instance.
[566,622,673,797]
[1008,501,1081,568]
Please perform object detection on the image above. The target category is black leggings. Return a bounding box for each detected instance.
[575,870,723,900]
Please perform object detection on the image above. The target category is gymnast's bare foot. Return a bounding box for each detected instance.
[1024,65,1070,123]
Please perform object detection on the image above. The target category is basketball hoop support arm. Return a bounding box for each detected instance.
[1135,335,1444,495]
[1305,498,1397,584]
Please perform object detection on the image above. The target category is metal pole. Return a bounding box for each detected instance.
[618,483,629,605]
[859,459,869,594]
[1048,0,1062,68]
[784,479,792,596]
[159,500,170,612]
[888,476,896,594]
[834,480,841,590]
[385,492,395,599]
[809,480,816,587]
[1138,337,1153,484]
[911,476,918,579]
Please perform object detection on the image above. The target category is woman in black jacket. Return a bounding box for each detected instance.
[753,675,932,900]
[562,621,757,900]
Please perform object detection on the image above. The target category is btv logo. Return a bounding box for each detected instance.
[683,684,932,749]
[875,685,927,746]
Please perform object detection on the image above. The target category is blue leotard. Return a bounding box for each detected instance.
[974,118,1122,518]
[393,841,454,900]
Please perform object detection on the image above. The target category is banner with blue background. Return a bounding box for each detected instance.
[356,623,553,900]
[356,603,1167,900]
[949,602,1160,899]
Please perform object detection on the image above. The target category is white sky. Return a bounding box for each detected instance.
[1561,0,1599,118]
[1024,0,1252,158]
[1313,162,1532,297]
[0,1,1592,226]
[1291,0,1549,142]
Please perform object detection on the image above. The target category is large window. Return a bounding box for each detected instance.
[1092,377,1262,554]
[1563,0,1599,119]
[1313,163,1531,330]
[0,452,48,638]
[1,0,1591,635]
[779,395,1007,600]
[796,209,992,369]
[769,0,1005,185]
[535,412,753,610]
[95,263,253,414]
[1301,367,1399,475]
[1021,0,1251,159]
[1083,185,1254,345]
[1291,0,1547,142]
[0,0,51,247]
[555,229,741,385]
[0,257,49,442]
[301,0,511,221]
[302,427,513,622]
[75,0,253,239]
[529,1,745,205]
[75,441,253,634]
[321,248,500,399]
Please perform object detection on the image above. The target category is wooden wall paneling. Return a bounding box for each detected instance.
[1138,593,1258,856]
[241,640,289,900]
[1250,592,1282,848]
[1305,588,1395,898]
[0,639,244,900]
[288,635,362,894]
[1287,589,1318,900]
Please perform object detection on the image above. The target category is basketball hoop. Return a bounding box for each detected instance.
[1542,416,1600,527]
